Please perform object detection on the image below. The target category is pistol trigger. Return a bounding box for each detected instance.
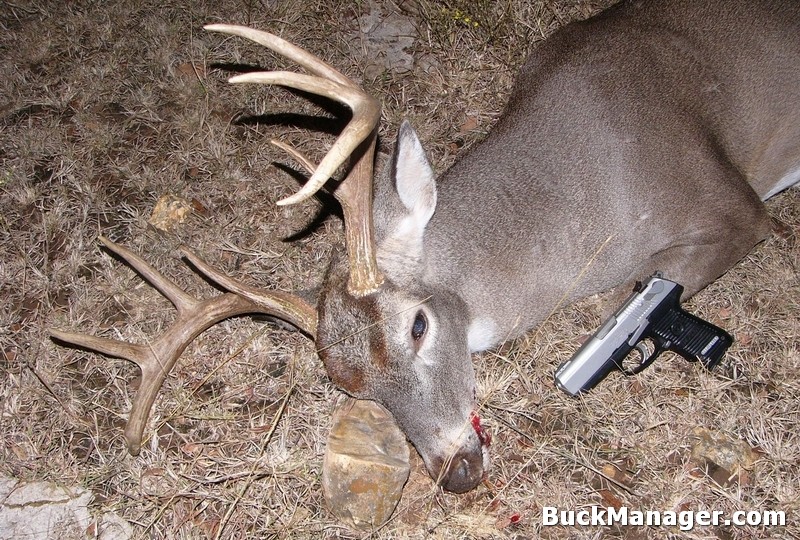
[629,340,661,374]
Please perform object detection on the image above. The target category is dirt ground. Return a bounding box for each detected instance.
[1,0,798,538]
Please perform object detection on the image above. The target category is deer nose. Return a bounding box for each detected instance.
[436,447,485,493]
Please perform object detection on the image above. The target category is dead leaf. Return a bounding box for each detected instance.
[175,62,205,80]
[600,463,632,487]
[598,488,623,510]
[737,332,753,347]
[458,115,478,135]
[771,218,794,242]
[191,197,209,215]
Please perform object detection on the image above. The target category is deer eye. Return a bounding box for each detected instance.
[411,311,427,342]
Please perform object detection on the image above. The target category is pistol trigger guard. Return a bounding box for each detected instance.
[636,341,661,373]
[623,340,661,375]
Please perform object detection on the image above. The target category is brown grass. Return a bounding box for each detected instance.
[2,0,797,538]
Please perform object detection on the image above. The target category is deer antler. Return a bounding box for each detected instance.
[51,26,385,454]
[204,24,384,296]
[50,236,316,455]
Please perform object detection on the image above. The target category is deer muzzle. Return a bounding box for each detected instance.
[428,411,490,493]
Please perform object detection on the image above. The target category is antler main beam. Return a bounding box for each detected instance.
[50,236,316,455]
[205,24,384,296]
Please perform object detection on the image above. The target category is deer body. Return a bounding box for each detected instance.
[421,0,800,349]
[321,0,800,492]
[53,0,800,495]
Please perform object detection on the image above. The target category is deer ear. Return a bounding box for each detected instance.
[394,120,437,224]
[374,121,437,278]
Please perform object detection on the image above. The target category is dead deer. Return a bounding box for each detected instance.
[51,0,799,493]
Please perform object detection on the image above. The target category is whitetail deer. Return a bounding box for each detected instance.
[51,0,799,493]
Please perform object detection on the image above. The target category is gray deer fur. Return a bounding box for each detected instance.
[315,0,800,492]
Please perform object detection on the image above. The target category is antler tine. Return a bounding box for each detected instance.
[268,137,384,295]
[204,24,373,207]
[182,246,317,336]
[334,132,383,296]
[227,70,381,208]
[51,238,317,454]
[205,24,384,295]
[97,235,197,312]
[204,24,352,87]
[270,139,316,174]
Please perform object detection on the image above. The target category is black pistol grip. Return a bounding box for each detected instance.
[648,306,732,369]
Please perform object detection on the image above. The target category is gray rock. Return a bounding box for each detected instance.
[0,475,133,540]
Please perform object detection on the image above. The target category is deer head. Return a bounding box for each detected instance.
[315,122,490,492]
[51,25,489,493]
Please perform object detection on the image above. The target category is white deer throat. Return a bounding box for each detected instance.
[467,317,498,353]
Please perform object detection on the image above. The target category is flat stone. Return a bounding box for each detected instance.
[323,398,410,530]
[0,475,133,540]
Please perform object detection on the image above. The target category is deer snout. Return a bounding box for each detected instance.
[428,414,490,493]
[433,444,487,493]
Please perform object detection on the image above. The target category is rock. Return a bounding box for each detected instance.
[322,398,410,530]
[350,1,439,79]
[0,475,133,540]
[148,194,192,231]
[689,427,758,486]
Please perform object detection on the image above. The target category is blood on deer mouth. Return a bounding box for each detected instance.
[470,411,491,446]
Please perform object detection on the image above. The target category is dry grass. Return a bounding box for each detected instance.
[1,0,797,538]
